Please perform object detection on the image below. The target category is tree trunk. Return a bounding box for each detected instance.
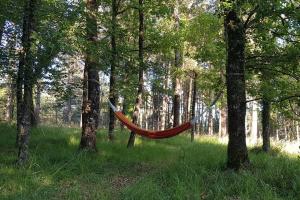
[32,81,41,126]
[219,105,228,137]
[5,25,17,122]
[284,122,288,140]
[144,96,148,129]
[80,0,100,151]
[120,97,126,131]
[63,97,72,124]
[262,100,271,152]
[172,1,181,128]
[153,91,160,130]
[191,75,197,142]
[161,63,169,130]
[5,79,15,122]
[251,101,258,145]
[183,79,191,122]
[63,67,73,125]
[208,108,213,135]
[225,10,249,170]
[16,31,24,146]
[98,74,104,128]
[17,0,37,165]
[127,0,144,148]
[161,96,167,130]
[108,0,118,141]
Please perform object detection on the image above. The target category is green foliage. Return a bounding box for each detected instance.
[242,0,300,120]
[188,12,225,65]
[1,124,300,199]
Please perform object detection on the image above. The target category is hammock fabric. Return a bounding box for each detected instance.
[114,111,192,139]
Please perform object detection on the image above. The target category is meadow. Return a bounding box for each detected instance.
[0,123,299,200]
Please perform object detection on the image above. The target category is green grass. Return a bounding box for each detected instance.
[0,123,299,200]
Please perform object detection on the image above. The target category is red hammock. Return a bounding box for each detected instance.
[113,111,192,139]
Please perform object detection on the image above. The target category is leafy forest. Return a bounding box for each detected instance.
[0,0,299,199]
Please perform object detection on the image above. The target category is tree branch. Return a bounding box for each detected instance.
[246,65,300,81]
[244,5,259,29]
[246,95,300,104]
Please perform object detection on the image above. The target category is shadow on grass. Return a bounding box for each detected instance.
[0,124,299,200]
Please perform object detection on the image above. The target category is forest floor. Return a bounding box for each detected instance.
[0,123,299,200]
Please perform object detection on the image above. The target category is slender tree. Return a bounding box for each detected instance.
[108,0,118,141]
[262,99,271,152]
[80,0,100,151]
[127,0,144,148]
[5,26,17,122]
[251,101,258,144]
[172,0,182,127]
[191,73,197,142]
[17,0,37,165]
[33,81,41,125]
[5,78,15,122]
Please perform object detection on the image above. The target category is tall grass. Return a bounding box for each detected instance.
[0,123,299,200]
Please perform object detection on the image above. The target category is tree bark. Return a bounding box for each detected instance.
[127,0,144,148]
[172,1,182,127]
[153,91,160,130]
[182,79,191,122]
[32,81,41,126]
[251,101,258,144]
[80,0,100,151]
[161,62,169,130]
[17,0,37,165]
[5,78,15,122]
[225,10,249,170]
[108,0,118,141]
[219,104,228,137]
[191,75,197,142]
[120,63,129,131]
[208,107,213,135]
[63,97,72,124]
[121,97,127,131]
[63,66,73,125]
[262,100,271,152]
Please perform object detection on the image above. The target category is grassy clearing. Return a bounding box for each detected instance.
[0,123,299,200]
